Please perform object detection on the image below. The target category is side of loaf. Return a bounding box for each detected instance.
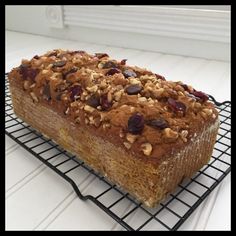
[8,49,219,207]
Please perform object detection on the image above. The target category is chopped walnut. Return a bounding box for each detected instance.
[153,88,164,98]
[86,85,98,93]
[23,80,30,90]
[30,92,38,103]
[93,117,101,127]
[114,90,123,101]
[180,130,188,142]
[119,129,125,138]
[64,107,70,115]
[202,108,213,116]
[138,97,147,102]
[30,83,36,89]
[107,90,113,103]
[75,117,80,124]
[42,69,49,74]
[129,78,141,85]
[102,123,111,130]
[126,133,138,143]
[123,142,131,149]
[141,143,153,156]
[84,105,95,113]
[163,128,179,140]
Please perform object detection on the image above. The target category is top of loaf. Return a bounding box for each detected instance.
[8,49,218,161]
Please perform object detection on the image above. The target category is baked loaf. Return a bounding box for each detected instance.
[8,49,219,207]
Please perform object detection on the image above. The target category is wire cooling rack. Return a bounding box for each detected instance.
[5,74,231,231]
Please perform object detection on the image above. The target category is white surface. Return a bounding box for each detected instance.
[5,31,231,230]
[6,5,230,60]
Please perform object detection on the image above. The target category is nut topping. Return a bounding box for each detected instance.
[12,49,218,152]
[23,80,30,90]
[84,105,95,113]
[126,133,138,143]
[123,142,131,149]
[30,92,38,103]
[86,85,98,93]
[163,128,178,140]
[180,130,188,142]
[141,143,152,156]
[202,108,213,116]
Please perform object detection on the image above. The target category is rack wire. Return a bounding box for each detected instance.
[5,73,231,231]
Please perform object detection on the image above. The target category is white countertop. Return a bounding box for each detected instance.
[5,31,231,231]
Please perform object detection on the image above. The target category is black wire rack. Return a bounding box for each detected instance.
[5,73,231,231]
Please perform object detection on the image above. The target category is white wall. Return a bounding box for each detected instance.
[6,5,230,61]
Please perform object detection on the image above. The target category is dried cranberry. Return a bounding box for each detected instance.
[120,59,127,65]
[95,53,109,59]
[63,67,78,79]
[74,50,85,54]
[126,84,142,95]
[128,113,144,134]
[87,95,100,108]
[146,118,169,129]
[19,65,39,81]
[106,68,121,76]
[168,98,186,114]
[103,61,118,69]
[28,68,39,81]
[190,90,209,102]
[42,84,51,101]
[181,84,189,91]
[155,73,166,81]
[33,55,39,59]
[100,94,112,111]
[123,69,137,78]
[52,61,66,67]
[69,85,83,100]
[19,64,29,80]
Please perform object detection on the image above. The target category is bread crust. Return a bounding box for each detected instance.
[8,50,219,207]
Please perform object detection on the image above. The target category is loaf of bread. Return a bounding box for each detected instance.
[8,50,219,207]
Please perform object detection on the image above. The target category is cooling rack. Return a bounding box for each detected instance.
[5,74,231,230]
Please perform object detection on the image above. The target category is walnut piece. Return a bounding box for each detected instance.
[202,108,213,116]
[23,80,30,90]
[141,143,153,156]
[114,90,123,101]
[126,133,137,143]
[180,130,188,142]
[138,97,147,102]
[86,85,98,93]
[164,128,179,139]
[30,92,38,103]
[123,142,131,149]
[84,105,95,113]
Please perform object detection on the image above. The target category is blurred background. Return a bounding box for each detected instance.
[6,5,230,61]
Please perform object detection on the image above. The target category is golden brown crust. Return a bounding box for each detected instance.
[8,49,220,207]
[8,49,218,163]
